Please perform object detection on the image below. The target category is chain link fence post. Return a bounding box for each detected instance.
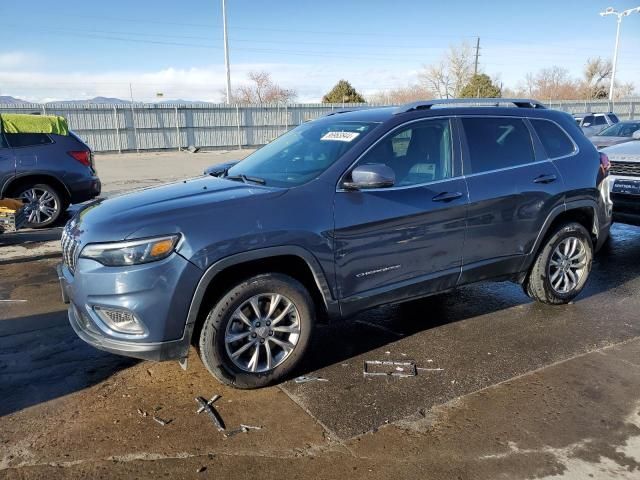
[236,104,242,150]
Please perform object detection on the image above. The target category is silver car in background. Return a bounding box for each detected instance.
[604,132,640,226]
[574,112,620,137]
[590,121,640,149]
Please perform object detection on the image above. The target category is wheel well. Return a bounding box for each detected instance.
[547,207,596,243]
[5,175,70,204]
[191,255,329,345]
[519,206,596,285]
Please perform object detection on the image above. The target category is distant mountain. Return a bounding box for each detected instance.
[46,96,131,105]
[0,96,30,104]
[158,99,203,104]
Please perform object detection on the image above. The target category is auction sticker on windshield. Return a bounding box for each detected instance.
[321,131,360,142]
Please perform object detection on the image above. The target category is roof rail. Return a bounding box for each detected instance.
[396,98,546,114]
[324,109,355,116]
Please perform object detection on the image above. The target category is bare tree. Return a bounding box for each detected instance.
[418,41,473,99]
[581,57,612,99]
[226,71,297,104]
[367,84,434,104]
[615,82,636,100]
[530,66,579,100]
[447,42,474,97]
[419,61,452,98]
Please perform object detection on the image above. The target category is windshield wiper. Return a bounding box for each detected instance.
[225,174,266,185]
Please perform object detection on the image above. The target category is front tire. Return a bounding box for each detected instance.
[198,273,314,389]
[524,222,593,305]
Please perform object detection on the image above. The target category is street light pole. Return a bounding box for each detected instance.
[222,0,231,104]
[599,6,640,102]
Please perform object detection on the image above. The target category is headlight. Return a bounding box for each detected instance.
[80,235,180,266]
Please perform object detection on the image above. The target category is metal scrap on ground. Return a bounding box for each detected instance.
[294,375,329,384]
[363,360,418,378]
[195,395,225,431]
[153,415,171,426]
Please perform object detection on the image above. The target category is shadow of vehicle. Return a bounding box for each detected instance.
[0,310,137,417]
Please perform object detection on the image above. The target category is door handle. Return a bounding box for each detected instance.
[432,191,463,202]
[533,174,557,184]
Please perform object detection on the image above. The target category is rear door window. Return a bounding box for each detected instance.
[593,116,606,126]
[5,133,53,148]
[531,119,575,159]
[461,117,535,174]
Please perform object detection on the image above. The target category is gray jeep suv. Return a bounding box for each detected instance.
[60,99,612,389]
[0,128,101,227]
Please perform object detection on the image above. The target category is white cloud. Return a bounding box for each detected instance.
[0,51,43,70]
[0,62,421,103]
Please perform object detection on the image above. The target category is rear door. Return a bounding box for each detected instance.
[459,116,564,283]
[0,132,15,194]
[334,117,468,314]
[5,133,54,175]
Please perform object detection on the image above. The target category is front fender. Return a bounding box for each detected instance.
[181,245,340,346]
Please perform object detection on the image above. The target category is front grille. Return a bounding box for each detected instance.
[61,227,80,273]
[610,161,640,177]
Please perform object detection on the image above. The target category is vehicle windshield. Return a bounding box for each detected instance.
[226,120,378,187]
[598,122,640,137]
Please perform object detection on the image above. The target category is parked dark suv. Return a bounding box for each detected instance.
[0,115,101,228]
[60,99,612,389]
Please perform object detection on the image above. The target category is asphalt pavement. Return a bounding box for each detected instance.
[1,151,639,479]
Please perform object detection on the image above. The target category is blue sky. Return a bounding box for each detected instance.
[0,0,639,102]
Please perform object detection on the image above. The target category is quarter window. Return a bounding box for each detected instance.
[461,117,535,174]
[531,119,575,159]
[353,118,454,187]
[5,133,53,148]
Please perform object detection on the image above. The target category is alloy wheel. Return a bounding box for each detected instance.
[224,293,301,373]
[19,187,59,226]
[548,236,588,294]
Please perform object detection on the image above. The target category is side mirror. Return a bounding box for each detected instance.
[204,161,240,176]
[343,164,395,190]
[633,130,640,140]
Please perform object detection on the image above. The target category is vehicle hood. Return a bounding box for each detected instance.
[602,141,640,165]
[590,136,631,149]
[70,176,285,243]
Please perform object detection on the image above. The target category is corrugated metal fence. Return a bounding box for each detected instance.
[0,99,638,153]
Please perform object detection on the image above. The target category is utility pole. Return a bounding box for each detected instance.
[222,0,231,104]
[600,6,640,102]
[473,37,480,76]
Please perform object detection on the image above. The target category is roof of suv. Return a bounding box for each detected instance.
[322,98,554,123]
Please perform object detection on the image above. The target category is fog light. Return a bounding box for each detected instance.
[94,306,145,335]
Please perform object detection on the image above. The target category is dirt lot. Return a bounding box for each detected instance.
[1,151,640,479]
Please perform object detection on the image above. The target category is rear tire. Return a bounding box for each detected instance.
[524,222,593,305]
[198,273,314,389]
[13,183,63,228]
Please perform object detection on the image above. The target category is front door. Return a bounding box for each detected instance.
[333,118,468,315]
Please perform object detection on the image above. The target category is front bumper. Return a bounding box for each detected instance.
[58,251,202,361]
[67,301,190,361]
[612,193,640,226]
